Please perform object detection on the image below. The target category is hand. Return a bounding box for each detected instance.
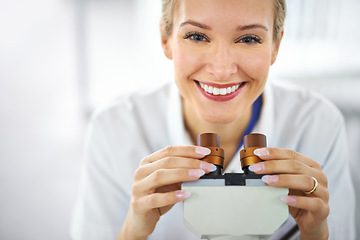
[118,145,215,240]
[249,148,329,240]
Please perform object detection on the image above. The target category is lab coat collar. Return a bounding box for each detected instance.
[167,83,193,146]
[254,80,275,147]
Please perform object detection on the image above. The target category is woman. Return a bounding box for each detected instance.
[71,0,356,239]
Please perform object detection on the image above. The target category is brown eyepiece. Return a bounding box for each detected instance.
[197,133,224,176]
[240,133,267,174]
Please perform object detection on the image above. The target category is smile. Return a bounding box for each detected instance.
[195,81,245,102]
[198,82,243,96]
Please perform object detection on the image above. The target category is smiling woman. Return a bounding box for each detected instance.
[70,0,356,240]
[163,0,278,132]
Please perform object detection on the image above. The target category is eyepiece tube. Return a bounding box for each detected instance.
[197,133,224,176]
[240,133,267,174]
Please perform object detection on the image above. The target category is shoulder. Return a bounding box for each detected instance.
[88,82,175,155]
[268,79,344,126]
[265,80,345,163]
[84,82,175,179]
[92,82,173,130]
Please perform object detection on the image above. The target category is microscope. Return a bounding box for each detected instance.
[182,133,288,239]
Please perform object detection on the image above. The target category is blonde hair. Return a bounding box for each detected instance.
[160,0,286,42]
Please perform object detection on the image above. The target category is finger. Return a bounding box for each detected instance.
[134,168,205,194]
[280,195,330,219]
[249,158,315,176]
[249,159,328,186]
[253,147,322,170]
[133,190,191,214]
[261,174,329,201]
[141,145,211,165]
[134,157,217,180]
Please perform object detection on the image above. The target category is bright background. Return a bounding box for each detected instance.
[0,0,359,239]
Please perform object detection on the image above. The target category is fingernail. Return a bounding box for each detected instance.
[200,162,217,172]
[189,169,205,178]
[176,190,191,199]
[248,162,264,173]
[195,147,211,156]
[254,148,269,157]
[280,196,296,205]
[261,175,278,183]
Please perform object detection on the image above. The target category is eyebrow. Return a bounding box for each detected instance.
[179,20,268,32]
[237,24,269,32]
[179,21,210,30]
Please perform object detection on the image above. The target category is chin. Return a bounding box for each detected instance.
[201,112,238,125]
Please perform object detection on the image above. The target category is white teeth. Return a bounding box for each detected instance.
[204,84,208,92]
[226,87,232,94]
[219,88,227,95]
[199,82,242,96]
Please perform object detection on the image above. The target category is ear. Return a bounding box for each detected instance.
[271,30,284,65]
[161,32,173,60]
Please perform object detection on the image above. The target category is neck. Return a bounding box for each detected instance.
[183,100,252,169]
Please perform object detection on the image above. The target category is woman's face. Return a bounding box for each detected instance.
[162,0,281,124]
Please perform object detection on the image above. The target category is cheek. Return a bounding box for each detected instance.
[239,50,272,81]
[173,41,205,77]
[172,46,199,98]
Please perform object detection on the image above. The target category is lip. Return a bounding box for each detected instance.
[195,80,246,102]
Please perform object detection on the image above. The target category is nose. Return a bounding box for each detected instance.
[205,43,237,81]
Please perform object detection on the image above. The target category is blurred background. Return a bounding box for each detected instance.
[0,0,359,239]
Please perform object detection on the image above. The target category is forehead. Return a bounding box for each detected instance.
[174,0,274,31]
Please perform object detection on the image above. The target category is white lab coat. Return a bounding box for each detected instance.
[70,79,356,240]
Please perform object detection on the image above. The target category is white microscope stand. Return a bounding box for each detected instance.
[182,178,289,240]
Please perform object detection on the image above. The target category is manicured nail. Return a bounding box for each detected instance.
[176,190,191,199]
[200,162,217,172]
[254,148,269,157]
[248,162,264,173]
[189,169,205,178]
[195,146,211,156]
[280,196,296,205]
[261,175,278,184]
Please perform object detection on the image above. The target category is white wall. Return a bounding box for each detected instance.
[85,0,173,110]
[0,1,83,239]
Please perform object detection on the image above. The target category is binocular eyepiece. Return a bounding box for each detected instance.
[197,132,266,175]
[197,133,224,176]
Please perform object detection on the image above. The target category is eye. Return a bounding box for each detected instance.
[236,35,263,45]
[184,32,209,42]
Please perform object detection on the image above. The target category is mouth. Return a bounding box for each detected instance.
[198,82,244,96]
[195,81,246,101]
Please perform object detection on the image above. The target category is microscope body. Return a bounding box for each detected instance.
[181,133,289,239]
[182,174,288,239]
